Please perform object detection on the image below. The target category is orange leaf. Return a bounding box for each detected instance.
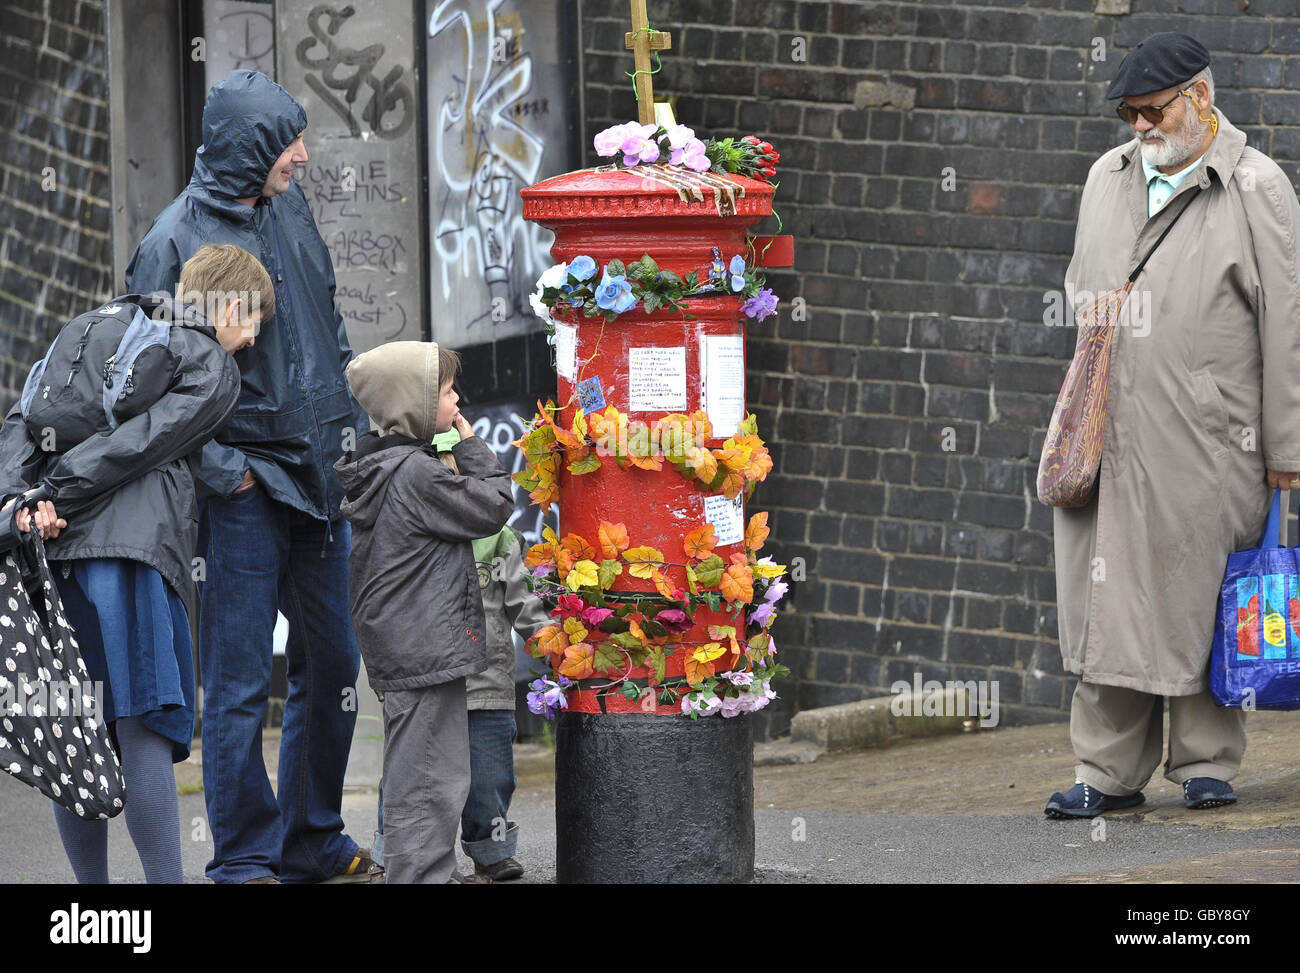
[682,525,717,562]
[733,435,773,481]
[524,541,556,571]
[720,563,754,604]
[745,512,770,552]
[713,445,750,472]
[716,467,745,499]
[651,568,676,598]
[686,446,717,484]
[684,642,726,686]
[558,643,595,680]
[561,532,597,561]
[688,410,713,443]
[527,625,568,659]
[623,546,665,579]
[598,521,630,560]
[555,547,576,581]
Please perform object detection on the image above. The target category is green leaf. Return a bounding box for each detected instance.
[705,592,721,612]
[642,291,661,314]
[598,559,622,589]
[583,300,601,318]
[566,453,601,475]
[694,554,725,588]
[737,413,758,436]
[686,565,699,596]
[638,254,659,276]
[657,269,683,288]
[621,681,641,702]
[646,645,668,685]
[627,646,647,668]
[593,642,624,675]
[607,258,626,277]
[641,619,667,639]
[611,630,643,651]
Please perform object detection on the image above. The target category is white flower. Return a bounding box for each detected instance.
[537,262,569,291]
[529,290,555,327]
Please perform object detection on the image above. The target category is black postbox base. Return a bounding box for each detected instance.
[554,711,755,883]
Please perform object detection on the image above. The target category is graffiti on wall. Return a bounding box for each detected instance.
[279,0,423,353]
[426,0,565,345]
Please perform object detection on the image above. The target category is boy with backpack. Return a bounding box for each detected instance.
[334,341,514,884]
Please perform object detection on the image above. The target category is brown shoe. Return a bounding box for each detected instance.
[242,876,280,885]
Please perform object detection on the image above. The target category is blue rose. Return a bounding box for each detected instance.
[569,255,598,282]
[595,272,637,314]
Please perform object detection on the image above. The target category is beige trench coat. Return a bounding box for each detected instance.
[1053,109,1300,696]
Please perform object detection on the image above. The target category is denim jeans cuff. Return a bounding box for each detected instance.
[460,823,518,866]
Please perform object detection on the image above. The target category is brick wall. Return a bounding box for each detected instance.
[580,0,1300,736]
[0,0,113,402]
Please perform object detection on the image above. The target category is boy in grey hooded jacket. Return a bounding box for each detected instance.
[335,341,513,883]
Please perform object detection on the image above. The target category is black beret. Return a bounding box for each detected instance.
[1106,32,1211,100]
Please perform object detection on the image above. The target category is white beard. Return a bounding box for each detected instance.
[1139,107,1207,168]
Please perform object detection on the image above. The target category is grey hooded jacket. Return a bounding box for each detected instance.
[335,342,513,691]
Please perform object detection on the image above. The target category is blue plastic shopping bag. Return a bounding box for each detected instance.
[1210,488,1300,709]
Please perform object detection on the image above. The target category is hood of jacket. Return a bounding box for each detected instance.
[334,431,426,530]
[192,70,307,201]
[346,342,442,442]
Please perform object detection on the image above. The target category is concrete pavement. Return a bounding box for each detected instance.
[1,711,1297,883]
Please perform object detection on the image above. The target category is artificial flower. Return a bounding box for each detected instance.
[595,271,637,314]
[741,287,779,321]
[568,255,598,281]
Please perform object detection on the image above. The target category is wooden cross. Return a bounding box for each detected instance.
[625,0,672,125]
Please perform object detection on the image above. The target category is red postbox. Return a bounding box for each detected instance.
[520,163,791,883]
[521,167,779,712]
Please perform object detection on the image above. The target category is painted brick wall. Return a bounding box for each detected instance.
[0,0,113,402]
[579,0,1300,736]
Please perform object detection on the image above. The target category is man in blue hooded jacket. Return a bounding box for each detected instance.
[125,70,371,884]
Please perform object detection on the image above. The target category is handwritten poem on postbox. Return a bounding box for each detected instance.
[628,346,687,412]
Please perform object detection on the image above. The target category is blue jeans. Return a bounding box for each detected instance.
[460,710,518,866]
[373,708,518,869]
[196,483,361,883]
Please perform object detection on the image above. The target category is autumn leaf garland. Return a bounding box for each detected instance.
[511,401,773,514]
[522,515,789,712]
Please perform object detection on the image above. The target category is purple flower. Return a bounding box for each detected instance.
[764,578,789,604]
[741,288,779,321]
[532,564,552,578]
[526,676,571,720]
[594,122,650,158]
[748,600,775,628]
[720,670,754,687]
[681,692,721,718]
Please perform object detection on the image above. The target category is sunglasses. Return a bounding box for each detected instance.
[1115,89,1191,126]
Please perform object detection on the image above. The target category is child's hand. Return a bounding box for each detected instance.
[453,412,475,439]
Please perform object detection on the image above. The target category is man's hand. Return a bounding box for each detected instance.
[452,412,475,440]
[233,469,256,494]
[1267,470,1300,490]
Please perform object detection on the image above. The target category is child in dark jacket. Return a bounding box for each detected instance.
[335,341,513,884]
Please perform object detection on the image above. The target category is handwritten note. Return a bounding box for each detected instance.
[701,334,745,438]
[704,493,744,547]
[628,346,687,412]
[553,323,576,381]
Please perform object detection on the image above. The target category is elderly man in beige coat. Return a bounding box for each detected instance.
[1045,32,1300,818]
